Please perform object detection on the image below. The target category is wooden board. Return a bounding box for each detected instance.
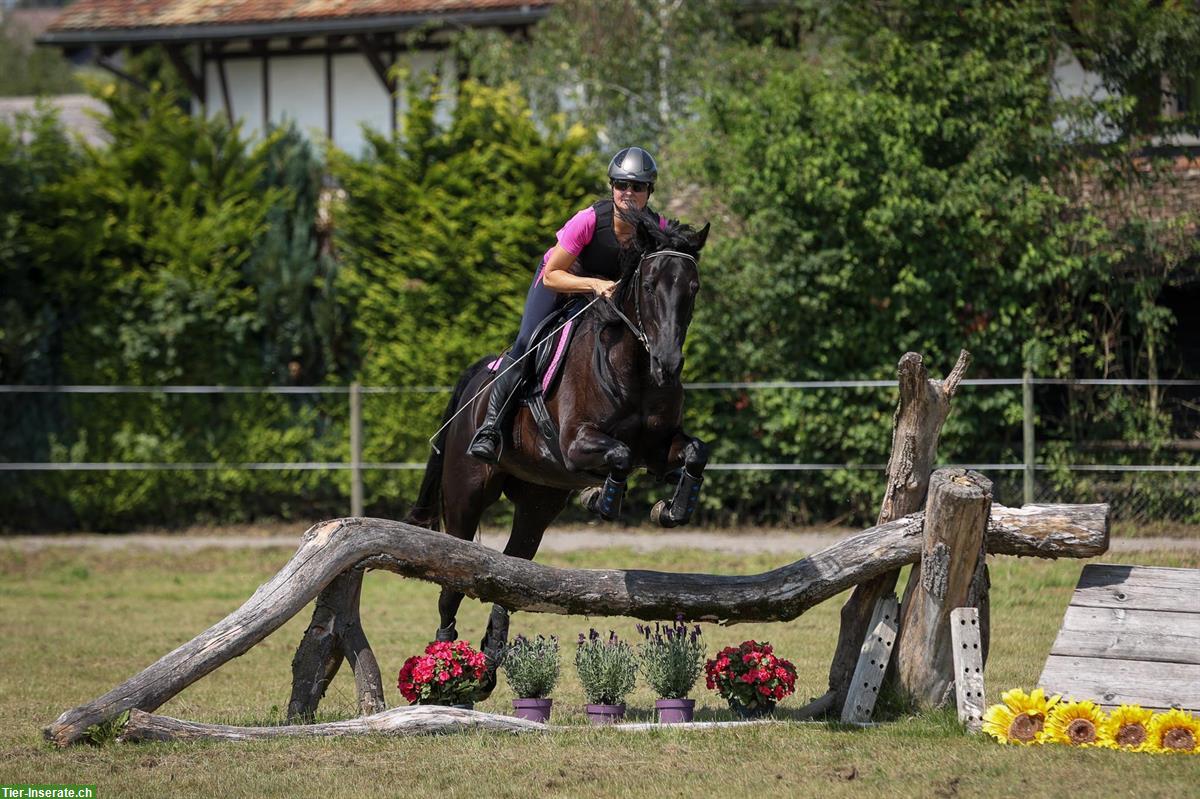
[950,607,985,732]
[1038,564,1200,712]
[841,594,899,724]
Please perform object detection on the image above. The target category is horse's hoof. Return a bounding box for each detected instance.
[651,500,678,528]
[475,668,498,702]
[434,625,457,642]
[579,487,601,514]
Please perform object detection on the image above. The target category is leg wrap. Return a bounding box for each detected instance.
[596,475,626,521]
[666,469,703,525]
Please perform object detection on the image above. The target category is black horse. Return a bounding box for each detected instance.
[406,209,711,696]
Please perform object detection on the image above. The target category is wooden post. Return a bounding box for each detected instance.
[895,469,993,709]
[1023,364,1035,506]
[349,382,363,518]
[820,351,970,717]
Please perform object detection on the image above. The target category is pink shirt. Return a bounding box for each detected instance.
[541,205,669,266]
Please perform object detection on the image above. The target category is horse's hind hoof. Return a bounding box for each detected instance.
[579,487,601,514]
[435,625,457,642]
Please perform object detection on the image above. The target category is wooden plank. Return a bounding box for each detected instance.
[1070,581,1199,614]
[1050,606,1200,665]
[841,594,899,724]
[1077,564,1200,589]
[1038,655,1200,711]
[950,607,985,733]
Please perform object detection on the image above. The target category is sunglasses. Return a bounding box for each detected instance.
[611,180,651,193]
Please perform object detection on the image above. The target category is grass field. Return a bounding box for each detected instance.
[1,541,1198,798]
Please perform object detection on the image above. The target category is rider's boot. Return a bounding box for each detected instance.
[467,355,523,464]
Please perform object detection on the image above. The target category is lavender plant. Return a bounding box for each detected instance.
[637,620,706,699]
[500,634,561,699]
[574,629,637,706]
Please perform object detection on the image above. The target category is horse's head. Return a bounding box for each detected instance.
[625,211,710,387]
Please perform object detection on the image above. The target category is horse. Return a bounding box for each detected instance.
[405,208,711,697]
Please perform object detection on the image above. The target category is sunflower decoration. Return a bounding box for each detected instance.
[982,687,1061,745]
[1100,704,1154,752]
[1146,708,1200,755]
[1044,700,1107,747]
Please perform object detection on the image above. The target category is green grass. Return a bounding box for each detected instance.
[1,544,1199,798]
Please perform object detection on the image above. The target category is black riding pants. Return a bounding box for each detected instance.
[511,265,562,358]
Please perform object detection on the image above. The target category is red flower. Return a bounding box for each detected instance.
[704,640,798,708]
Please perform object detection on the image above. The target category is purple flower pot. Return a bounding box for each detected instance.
[512,697,553,724]
[655,698,695,724]
[585,703,626,725]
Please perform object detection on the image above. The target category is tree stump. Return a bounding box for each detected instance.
[287,567,385,722]
[895,469,993,708]
[823,351,970,715]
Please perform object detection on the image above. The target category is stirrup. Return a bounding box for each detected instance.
[467,426,502,464]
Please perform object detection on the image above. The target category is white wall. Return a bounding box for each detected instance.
[330,53,391,156]
[269,54,327,139]
[202,48,456,155]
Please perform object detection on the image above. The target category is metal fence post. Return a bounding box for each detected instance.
[1022,365,1035,506]
[349,381,363,517]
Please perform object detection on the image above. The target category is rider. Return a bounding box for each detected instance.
[467,146,664,463]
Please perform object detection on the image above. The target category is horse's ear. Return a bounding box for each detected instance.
[689,222,711,253]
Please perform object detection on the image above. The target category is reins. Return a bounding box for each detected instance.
[608,249,698,353]
[426,248,698,453]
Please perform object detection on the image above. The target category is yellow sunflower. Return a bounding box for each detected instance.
[1099,704,1153,752]
[1146,708,1200,755]
[982,688,1060,745]
[1044,700,1107,747]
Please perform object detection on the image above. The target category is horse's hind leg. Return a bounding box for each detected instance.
[475,480,571,700]
[435,468,503,642]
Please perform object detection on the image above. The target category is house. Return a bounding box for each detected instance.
[37,0,554,155]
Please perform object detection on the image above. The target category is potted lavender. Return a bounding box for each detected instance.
[575,629,637,725]
[637,620,706,723]
[500,634,560,723]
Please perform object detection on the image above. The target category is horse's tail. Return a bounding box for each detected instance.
[404,356,494,530]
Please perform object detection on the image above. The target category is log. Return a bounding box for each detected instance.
[121,705,544,743]
[895,470,992,708]
[44,503,1107,746]
[825,351,970,714]
[287,568,385,722]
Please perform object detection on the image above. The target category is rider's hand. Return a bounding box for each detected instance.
[592,279,618,298]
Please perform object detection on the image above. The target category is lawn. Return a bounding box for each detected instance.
[1,540,1197,798]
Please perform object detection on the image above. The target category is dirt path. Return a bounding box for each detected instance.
[4,527,1198,554]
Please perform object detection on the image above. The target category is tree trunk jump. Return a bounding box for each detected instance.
[44,503,1107,747]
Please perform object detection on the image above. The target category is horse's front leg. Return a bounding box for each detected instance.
[565,424,632,521]
[649,432,709,528]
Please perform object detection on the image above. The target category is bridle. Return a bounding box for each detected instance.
[606,249,698,352]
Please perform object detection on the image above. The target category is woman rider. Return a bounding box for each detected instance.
[468,146,664,463]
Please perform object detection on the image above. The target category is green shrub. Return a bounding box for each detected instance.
[574,629,637,706]
[501,634,561,699]
[636,621,706,700]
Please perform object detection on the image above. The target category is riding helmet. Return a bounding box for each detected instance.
[607,146,658,185]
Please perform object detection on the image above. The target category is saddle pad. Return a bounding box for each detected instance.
[486,316,577,396]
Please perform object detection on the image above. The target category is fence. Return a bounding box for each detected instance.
[2,376,1198,528]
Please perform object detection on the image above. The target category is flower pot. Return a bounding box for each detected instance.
[512,697,553,724]
[585,703,626,725]
[728,698,775,720]
[655,698,695,724]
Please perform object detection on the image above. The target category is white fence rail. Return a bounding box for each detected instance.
[3,378,1198,519]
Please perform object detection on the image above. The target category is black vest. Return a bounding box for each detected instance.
[575,199,658,281]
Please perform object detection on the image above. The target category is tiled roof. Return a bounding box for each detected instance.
[46,0,554,34]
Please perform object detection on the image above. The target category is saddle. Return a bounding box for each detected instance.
[486,298,586,458]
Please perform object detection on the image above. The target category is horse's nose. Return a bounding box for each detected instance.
[652,354,683,386]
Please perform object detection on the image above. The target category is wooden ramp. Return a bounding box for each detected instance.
[1038,564,1200,712]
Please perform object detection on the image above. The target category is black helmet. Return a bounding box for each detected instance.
[607,146,658,184]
